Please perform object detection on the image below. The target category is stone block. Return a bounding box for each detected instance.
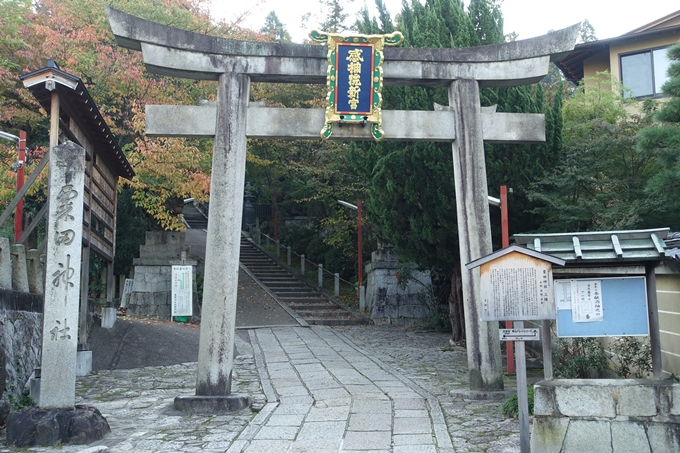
[76,351,92,377]
[26,249,43,295]
[101,307,116,329]
[0,237,12,289]
[533,383,556,416]
[647,422,680,453]
[616,382,657,417]
[611,421,651,453]
[530,417,568,453]
[10,244,29,293]
[672,384,680,416]
[555,381,616,417]
[174,394,251,414]
[562,419,612,453]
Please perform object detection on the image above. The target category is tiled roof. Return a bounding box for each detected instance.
[514,228,669,263]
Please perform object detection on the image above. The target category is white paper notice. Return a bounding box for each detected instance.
[554,280,572,311]
[571,280,603,323]
[171,265,193,317]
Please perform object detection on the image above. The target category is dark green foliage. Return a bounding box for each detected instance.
[350,0,563,337]
[638,39,680,229]
[529,73,660,232]
[609,337,652,379]
[502,386,534,418]
[114,187,149,277]
[553,337,609,379]
[260,11,291,43]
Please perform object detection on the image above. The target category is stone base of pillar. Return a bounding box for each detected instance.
[174,394,251,414]
[76,350,92,377]
[5,405,110,447]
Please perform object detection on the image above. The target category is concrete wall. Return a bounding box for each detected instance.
[532,379,680,453]
[365,248,433,326]
[656,265,680,379]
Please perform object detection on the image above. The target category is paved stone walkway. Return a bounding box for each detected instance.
[1,326,526,453]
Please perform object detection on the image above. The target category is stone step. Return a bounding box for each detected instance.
[272,291,323,298]
[304,318,368,326]
[288,303,338,310]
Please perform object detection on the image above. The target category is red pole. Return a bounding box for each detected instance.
[357,199,363,297]
[501,185,515,374]
[14,131,26,244]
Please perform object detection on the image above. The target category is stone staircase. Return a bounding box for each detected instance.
[239,237,369,326]
[183,203,208,230]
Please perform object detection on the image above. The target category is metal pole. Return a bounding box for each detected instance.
[357,199,363,298]
[318,264,323,287]
[501,185,515,375]
[287,246,291,266]
[334,273,340,296]
[646,262,662,379]
[514,321,530,453]
[301,254,305,275]
[276,240,280,257]
[14,131,26,244]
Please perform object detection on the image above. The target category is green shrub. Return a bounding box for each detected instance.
[553,337,608,378]
[9,393,35,411]
[502,386,534,418]
[608,337,652,378]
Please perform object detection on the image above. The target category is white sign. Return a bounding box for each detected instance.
[571,279,603,323]
[554,280,572,310]
[499,328,540,342]
[480,254,556,321]
[171,265,193,317]
[120,278,134,308]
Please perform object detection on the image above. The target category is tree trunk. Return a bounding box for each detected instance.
[448,266,465,342]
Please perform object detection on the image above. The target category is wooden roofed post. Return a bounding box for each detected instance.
[105,6,579,394]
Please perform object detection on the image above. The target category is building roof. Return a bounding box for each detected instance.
[554,10,680,84]
[465,244,566,270]
[514,228,669,264]
[20,60,134,180]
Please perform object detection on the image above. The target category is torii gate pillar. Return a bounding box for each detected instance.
[175,71,252,411]
[450,79,503,389]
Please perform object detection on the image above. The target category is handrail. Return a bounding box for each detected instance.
[256,229,357,288]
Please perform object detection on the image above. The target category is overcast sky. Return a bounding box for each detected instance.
[213,0,680,44]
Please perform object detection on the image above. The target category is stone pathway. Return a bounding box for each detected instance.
[1,326,526,453]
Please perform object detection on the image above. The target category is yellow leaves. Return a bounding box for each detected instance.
[125,105,211,229]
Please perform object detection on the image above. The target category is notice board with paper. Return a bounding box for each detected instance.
[555,277,648,337]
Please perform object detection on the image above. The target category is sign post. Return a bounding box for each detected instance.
[467,245,565,453]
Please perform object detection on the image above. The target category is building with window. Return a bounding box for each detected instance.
[556,10,680,98]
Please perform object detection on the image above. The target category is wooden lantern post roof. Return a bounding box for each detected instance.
[20,60,134,180]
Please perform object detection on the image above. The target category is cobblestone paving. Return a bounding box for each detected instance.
[1,325,527,453]
[335,326,523,453]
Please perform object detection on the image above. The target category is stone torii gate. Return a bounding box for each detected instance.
[106,7,578,404]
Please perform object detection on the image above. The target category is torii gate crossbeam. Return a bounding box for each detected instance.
[106,6,578,408]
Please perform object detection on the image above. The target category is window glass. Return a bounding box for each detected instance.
[653,48,670,95]
[621,51,653,98]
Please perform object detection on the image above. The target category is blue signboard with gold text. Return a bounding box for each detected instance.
[310,30,403,141]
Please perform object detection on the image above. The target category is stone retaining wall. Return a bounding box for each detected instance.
[1,288,43,424]
[532,379,680,452]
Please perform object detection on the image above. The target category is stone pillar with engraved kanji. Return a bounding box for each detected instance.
[39,141,86,409]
